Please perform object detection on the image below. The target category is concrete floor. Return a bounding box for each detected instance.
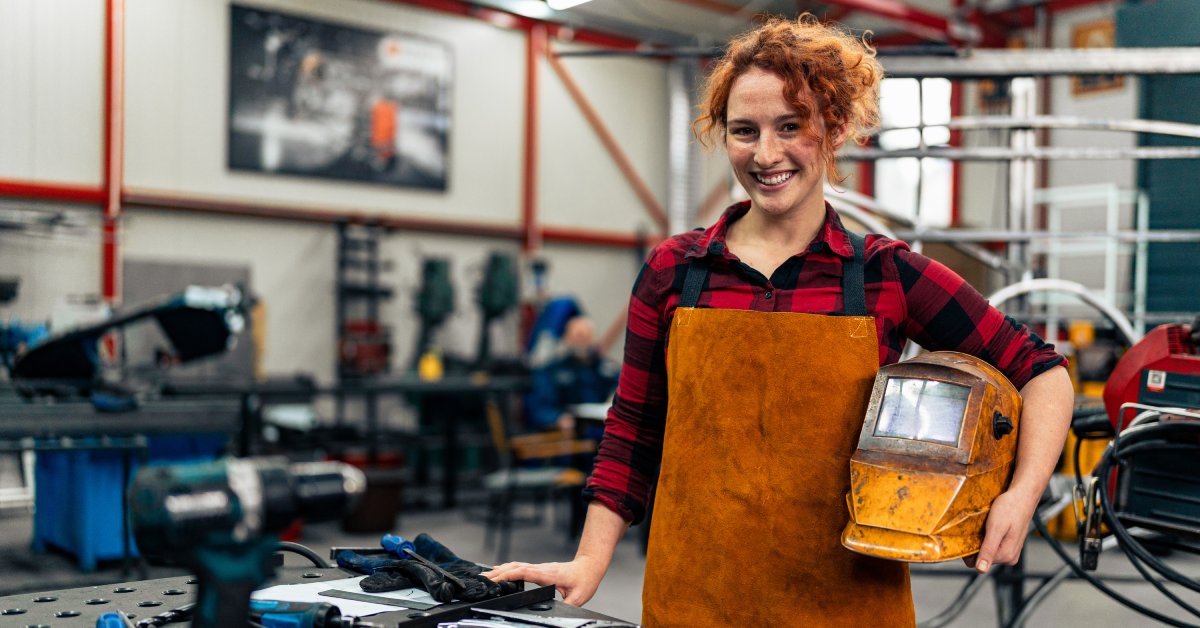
[1,495,1198,627]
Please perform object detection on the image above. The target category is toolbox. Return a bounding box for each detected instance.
[32,434,228,571]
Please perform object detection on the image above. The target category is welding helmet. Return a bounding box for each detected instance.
[841,351,1022,562]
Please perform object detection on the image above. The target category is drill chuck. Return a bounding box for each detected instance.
[130,457,366,555]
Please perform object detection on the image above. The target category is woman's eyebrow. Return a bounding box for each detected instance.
[727,114,801,126]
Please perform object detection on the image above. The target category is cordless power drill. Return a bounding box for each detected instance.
[129,457,366,628]
[249,599,380,628]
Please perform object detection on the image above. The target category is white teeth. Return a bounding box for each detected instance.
[755,172,793,185]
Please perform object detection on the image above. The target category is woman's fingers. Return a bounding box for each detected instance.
[482,562,558,586]
[481,560,600,606]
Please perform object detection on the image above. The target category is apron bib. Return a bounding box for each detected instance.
[642,234,915,627]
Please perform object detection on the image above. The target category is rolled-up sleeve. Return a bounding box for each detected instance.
[893,248,1066,390]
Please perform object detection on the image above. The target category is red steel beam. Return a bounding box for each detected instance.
[123,189,524,239]
[666,0,744,16]
[545,48,669,232]
[541,225,647,248]
[987,0,1112,30]
[124,188,644,249]
[0,180,104,204]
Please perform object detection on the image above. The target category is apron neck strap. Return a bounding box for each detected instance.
[680,253,708,309]
[680,232,868,315]
[842,232,867,316]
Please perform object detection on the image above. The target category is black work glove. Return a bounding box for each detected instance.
[444,563,520,601]
[394,559,457,602]
[336,549,405,575]
[413,533,520,601]
[360,566,416,593]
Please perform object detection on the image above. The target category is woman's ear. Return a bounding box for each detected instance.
[831,122,850,150]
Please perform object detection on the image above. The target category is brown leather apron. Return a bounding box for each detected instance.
[642,234,915,627]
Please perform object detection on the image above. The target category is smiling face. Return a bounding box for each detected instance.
[725,67,840,221]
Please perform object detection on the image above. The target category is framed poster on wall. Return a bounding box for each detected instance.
[228,5,452,190]
[1071,19,1124,96]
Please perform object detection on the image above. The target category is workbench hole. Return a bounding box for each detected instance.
[302,572,322,578]
[32,596,56,603]
[185,579,198,585]
[163,589,186,595]
[86,598,110,605]
[114,587,136,593]
[24,624,49,628]
[138,601,162,607]
[55,610,81,617]
[1,608,26,615]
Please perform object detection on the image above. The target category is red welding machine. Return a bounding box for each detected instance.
[1099,316,1200,539]
[1103,317,1200,432]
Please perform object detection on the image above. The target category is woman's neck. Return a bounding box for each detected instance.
[729,199,827,254]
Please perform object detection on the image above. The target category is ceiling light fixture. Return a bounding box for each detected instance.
[546,0,593,10]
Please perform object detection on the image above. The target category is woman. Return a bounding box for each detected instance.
[484,15,1073,627]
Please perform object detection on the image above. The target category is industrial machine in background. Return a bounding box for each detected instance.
[473,252,519,371]
[9,284,246,394]
[410,257,455,373]
[1042,316,1200,627]
[129,457,365,628]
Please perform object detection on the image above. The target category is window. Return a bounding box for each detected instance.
[873,377,969,446]
[875,78,953,227]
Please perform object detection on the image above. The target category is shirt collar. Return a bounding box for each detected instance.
[684,200,856,260]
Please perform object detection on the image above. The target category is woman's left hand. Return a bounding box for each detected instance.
[963,488,1039,573]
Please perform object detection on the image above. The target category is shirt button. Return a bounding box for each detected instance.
[764,291,773,299]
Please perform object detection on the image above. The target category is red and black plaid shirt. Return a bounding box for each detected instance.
[584,201,1067,524]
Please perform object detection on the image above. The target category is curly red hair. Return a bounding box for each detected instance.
[694,14,882,183]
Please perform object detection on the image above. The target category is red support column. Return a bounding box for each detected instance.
[522,25,544,254]
[103,0,125,306]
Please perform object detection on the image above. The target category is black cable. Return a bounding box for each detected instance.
[1074,433,1086,487]
[1100,429,1200,591]
[916,572,989,628]
[1121,529,1200,619]
[1031,513,1198,627]
[276,541,330,568]
[1003,565,1070,628]
[1096,433,1200,594]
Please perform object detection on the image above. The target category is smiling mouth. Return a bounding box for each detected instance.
[754,171,794,186]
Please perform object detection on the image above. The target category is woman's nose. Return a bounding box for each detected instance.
[755,133,783,167]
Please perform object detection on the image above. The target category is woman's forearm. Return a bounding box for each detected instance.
[574,501,631,574]
[1010,366,1074,500]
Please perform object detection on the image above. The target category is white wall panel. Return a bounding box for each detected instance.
[125,0,525,225]
[0,2,36,178]
[0,0,103,184]
[537,43,668,234]
[124,0,184,189]
[0,203,102,322]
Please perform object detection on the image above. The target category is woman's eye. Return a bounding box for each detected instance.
[781,122,801,133]
[730,127,756,137]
